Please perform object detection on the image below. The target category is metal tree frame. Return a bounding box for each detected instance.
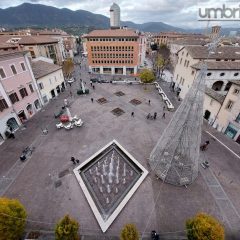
[149,36,221,186]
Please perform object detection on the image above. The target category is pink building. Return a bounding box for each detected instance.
[0,50,41,142]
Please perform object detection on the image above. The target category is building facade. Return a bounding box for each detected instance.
[173,46,240,99]
[86,29,145,75]
[0,35,63,65]
[0,51,41,141]
[31,60,65,105]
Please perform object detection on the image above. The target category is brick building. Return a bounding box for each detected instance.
[85,29,145,75]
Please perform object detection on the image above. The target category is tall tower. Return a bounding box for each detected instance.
[110,3,120,29]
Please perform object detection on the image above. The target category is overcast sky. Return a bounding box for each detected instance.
[0,0,239,29]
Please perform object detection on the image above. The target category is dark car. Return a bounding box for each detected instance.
[90,78,98,83]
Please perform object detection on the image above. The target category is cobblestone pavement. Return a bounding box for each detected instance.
[0,57,239,239]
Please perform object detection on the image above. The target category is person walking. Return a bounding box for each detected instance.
[163,105,166,111]
[90,82,93,87]
[71,156,76,164]
[70,91,73,98]
[93,85,95,90]
[131,112,134,117]
[154,112,157,119]
[148,99,151,105]
[200,141,210,151]
[91,98,94,103]
[162,112,166,119]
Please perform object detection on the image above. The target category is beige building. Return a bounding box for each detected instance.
[173,46,240,99]
[214,81,240,143]
[0,35,63,65]
[31,60,65,105]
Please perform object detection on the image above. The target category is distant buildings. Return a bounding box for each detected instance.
[110,3,121,29]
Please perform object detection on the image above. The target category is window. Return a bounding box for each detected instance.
[184,60,187,67]
[20,63,26,71]
[38,82,44,90]
[10,65,17,75]
[207,72,212,76]
[49,78,52,84]
[0,98,8,112]
[180,58,182,64]
[234,72,239,77]
[0,68,6,79]
[29,84,34,93]
[233,88,240,95]
[186,61,189,67]
[236,113,240,123]
[19,88,28,98]
[226,100,234,110]
[220,72,225,77]
[191,70,195,75]
[9,92,19,104]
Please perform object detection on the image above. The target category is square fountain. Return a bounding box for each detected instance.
[73,140,148,232]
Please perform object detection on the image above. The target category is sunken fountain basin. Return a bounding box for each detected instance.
[73,140,148,232]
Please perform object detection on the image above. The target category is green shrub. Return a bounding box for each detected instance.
[120,223,139,240]
[0,197,27,240]
[55,215,79,240]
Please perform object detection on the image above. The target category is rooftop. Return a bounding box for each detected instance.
[229,80,240,86]
[0,35,58,45]
[191,61,240,70]
[171,39,207,46]
[205,87,225,103]
[183,46,240,59]
[31,60,62,79]
[86,29,138,38]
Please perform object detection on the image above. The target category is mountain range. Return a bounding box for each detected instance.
[0,3,185,33]
[0,3,239,35]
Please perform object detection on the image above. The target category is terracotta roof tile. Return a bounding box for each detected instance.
[205,87,225,103]
[86,29,139,37]
[31,60,62,79]
[191,61,240,70]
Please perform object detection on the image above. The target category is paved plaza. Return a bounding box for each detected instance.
[0,61,240,239]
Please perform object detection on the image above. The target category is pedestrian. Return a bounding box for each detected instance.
[147,113,151,119]
[131,112,134,117]
[93,85,95,90]
[154,112,157,119]
[70,91,73,97]
[91,98,94,103]
[90,82,93,87]
[84,81,86,85]
[71,156,76,164]
[200,140,210,151]
[162,112,166,119]
[163,105,166,111]
[148,99,151,105]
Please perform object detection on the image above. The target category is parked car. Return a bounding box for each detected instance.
[67,77,75,84]
[90,78,98,83]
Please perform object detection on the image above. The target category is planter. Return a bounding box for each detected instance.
[77,89,90,95]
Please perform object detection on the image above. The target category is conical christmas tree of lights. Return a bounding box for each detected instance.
[149,62,208,186]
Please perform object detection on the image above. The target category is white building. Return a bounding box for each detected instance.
[31,60,65,105]
[110,3,120,29]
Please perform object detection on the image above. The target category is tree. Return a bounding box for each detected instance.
[0,197,27,240]
[156,44,170,78]
[186,212,224,240]
[62,59,74,78]
[139,69,155,83]
[55,215,79,240]
[120,223,139,240]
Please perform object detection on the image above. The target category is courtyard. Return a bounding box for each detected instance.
[0,80,240,239]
